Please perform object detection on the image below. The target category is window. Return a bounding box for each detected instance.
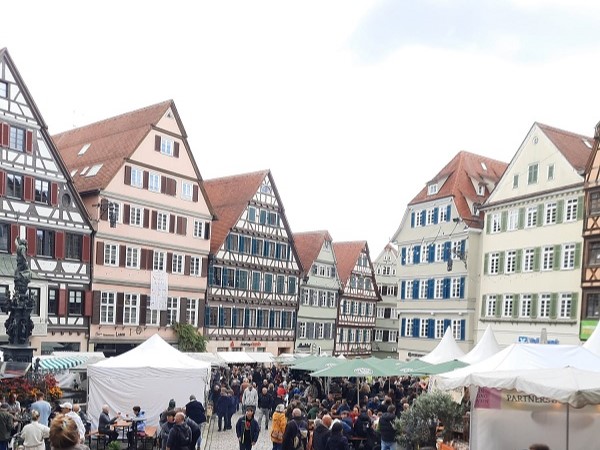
[181,182,193,200]
[0,81,7,98]
[193,220,203,238]
[414,211,422,227]
[538,294,551,318]
[404,318,413,337]
[502,295,513,317]
[153,251,166,271]
[526,206,537,228]
[547,164,555,180]
[565,198,578,222]
[505,250,516,274]
[544,202,557,225]
[157,212,169,231]
[489,252,500,275]
[586,293,600,319]
[36,229,55,257]
[6,174,23,199]
[299,322,307,339]
[589,242,600,266]
[485,295,497,317]
[149,173,161,192]
[104,243,118,266]
[318,323,324,339]
[48,288,58,316]
[405,247,414,265]
[9,127,25,151]
[426,209,435,225]
[451,320,462,340]
[520,294,532,318]
[320,291,327,307]
[562,243,576,270]
[131,168,143,187]
[34,180,50,204]
[427,184,438,195]
[189,257,200,276]
[523,248,535,272]
[130,206,143,227]
[477,184,485,196]
[541,246,554,271]
[29,287,40,316]
[376,307,384,319]
[172,254,184,274]
[439,207,447,223]
[123,293,139,325]
[490,213,501,233]
[62,233,81,260]
[100,292,116,324]
[434,279,444,299]
[418,280,427,299]
[0,223,8,253]
[186,299,197,326]
[512,174,519,189]
[420,319,429,337]
[147,308,159,326]
[507,209,519,231]
[435,319,444,339]
[559,293,572,319]
[405,280,413,299]
[167,297,179,325]
[126,247,140,269]
[450,278,461,298]
[528,163,539,184]
[328,292,336,308]
[160,137,174,156]
[374,329,383,342]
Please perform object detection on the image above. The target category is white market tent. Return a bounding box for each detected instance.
[216,351,275,364]
[582,322,600,356]
[88,335,210,429]
[458,325,501,364]
[420,327,465,364]
[186,352,227,367]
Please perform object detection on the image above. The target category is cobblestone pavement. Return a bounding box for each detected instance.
[203,411,273,450]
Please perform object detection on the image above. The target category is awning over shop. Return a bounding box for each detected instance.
[35,355,88,372]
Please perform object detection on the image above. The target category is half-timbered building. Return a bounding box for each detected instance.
[53,100,214,355]
[0,48,94,353]
[333,241,380,357]
[203,170,302,355]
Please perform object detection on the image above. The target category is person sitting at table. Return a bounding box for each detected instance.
[126,406,146,450]
[98,405,120,443]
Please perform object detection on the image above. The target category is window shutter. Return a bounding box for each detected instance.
[139,295,147,325]
[10,224,18,253]
[420,210,426,226]
[460,320,465,341]
[427,319,435,338]
[533,247,541,271]
[446,205,451,221]
[143,171,149,189]
[400,281,405,299]
[24,176,33,201]
[501,211,507,232]
[204,306,211,327]
[96,242,104,265]
[100,198,108,221]
[480,296,487,317]
[174,142,180,158]
[400,318,406,337]
[151,211,157,229]
[486,215,491,234]
[91,291,101,324]
[531,294,538,319]
[414,245,420,264]
[411,212,415,228]
[25,130,33,153]
[553,245,561,270]
[166,252,173,273]
[575,243,582,269]
[412,280,419,299]
[0,171,5,196]
[537,204,544,227]
[55,231,64,260]
[143,209,150,228]
[26,227,36,256]
[550,293,558,319]
[443,278,450,299]
[124,166,131,185]
[123,204,130,224]
[160,311,168,327]
[169,178,177,196]
[180,298,188,324]
[184,256,191,275]
[433,208,438,224]
[161,176,167,194]
[556,199,564,223]
[204,222,211,240]
[84,290,93,317]
[427,279,434,299]
[495,298,502,317]
[116,293,124,325]
[193,185,199,202]
[498,252,505,274]
[459,277,465,298]
[516,249,522,272]
[577,196,584,220]
[119,246,126,267]
[428,244,434,263]
[1,123,9,147]
[82,235,91,263]
[412,319,420,337]
[169,215,176,233]
[58,289,67,316]
[401,247,406,265]
[443,319,451,335]
[443,241,451,261]
[571,293,578,319]
[155,135,161,152]
[201,257,208,277]
[139,249,147,270]
[518,207,525,229]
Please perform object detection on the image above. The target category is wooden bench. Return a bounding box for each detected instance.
[139,425,158,450]
[86,430,108,450]
[349,436,367,450]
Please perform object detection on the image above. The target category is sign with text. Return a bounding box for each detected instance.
[150,271,168,310]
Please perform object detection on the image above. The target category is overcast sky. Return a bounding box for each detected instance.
[3,0,600,255]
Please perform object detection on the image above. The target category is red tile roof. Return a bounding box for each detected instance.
[333,241,368,286]
[537,122,592,172]
[409,151,508,228]
[293,230,333,271]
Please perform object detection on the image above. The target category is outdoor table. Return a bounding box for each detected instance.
[113,420,131,441]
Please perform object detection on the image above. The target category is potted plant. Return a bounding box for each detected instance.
[107,439,121,450]
[396,391,463,449]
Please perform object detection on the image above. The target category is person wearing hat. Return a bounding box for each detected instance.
[59,402,85,443]
[0,404,13,450]
[235,407,259,450]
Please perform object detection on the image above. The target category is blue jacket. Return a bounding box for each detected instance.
[227,395,237,415]
[235,416,260,444]
[216,395,229,416]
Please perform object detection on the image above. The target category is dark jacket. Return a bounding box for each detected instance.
[282,420,300,450]
[166,422,192,450]
[353,413,371,438]
[185,418,200,446]
[215,395,229,416]
[235,416,260,445]
[378,412,396,442]
[258,392,272,410]
[312,423,331,450]
[185,400,206,425]
[325,433,349,450]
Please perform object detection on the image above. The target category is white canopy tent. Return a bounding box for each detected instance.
[458,325,501,364]
[88,335,210,429]
[420,327,465,364]
[216,351,275,364]
[582,322,600,356]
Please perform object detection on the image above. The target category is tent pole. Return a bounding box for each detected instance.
[566,403,569,450]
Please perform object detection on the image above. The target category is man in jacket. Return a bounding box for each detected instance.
[311,415,331,450]
[166,412,192,450]
[184,395,206,450]
[242,383,259,413]
[378,405,397,450]
[257,387,272,430]
[235,407,260,450]
[0,404,13,450]
[98,404,120,443]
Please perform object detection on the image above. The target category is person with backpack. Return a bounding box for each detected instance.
[166,412,192,450]
[235,407,260,450]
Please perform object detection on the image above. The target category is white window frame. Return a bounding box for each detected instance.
[193,220,203,238]
[426,209,435,225]
[418,280,427,299]
[131,168,143,188]
[147,308,159,326]
[419,319,428,338]
[126,247,140,269]
[414,211,423,227]
[160,137,174,156]
[559,293,572,319]
[376,307,384,319]
[405,318,413,337]
[439,206,447,223]
[523,248,535,272]
[450,278,460,299]
[489,252,500,275]
[526,206,537,228]
[130,206,143,227]
[538,294,551,318]
[167,297,179,325]
[181,182,193,200]
[528,163,539,185]
[505,250,517,274]
[435,319,444,339]
[435,243,444,262]
[502,295,514,317]
[123,293,139,325]
[507,209,519,231]
[153,251,166,271]
[299,322,307,339]
[520,294,532,318]
[157,212,169,232]
[104,243,118,266]
[149,172,161,192]
[172,253,184,274]
[565,198,578,222]
[374,329,383,342]
[485,295,496,317]
[100,292,116,325]
[434,279,443,299]
[389,330,398,342]
[405,280,413,299]
[190,256,201,276]
[544,202,557,225]
[491,213,501,233]
[541,246,554,271]
[451,320,462,340]
[427,184,438,195]
[187,298,199,326]
[562,243,576,270]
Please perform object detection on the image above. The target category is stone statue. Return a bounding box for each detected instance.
[4,237,34,345]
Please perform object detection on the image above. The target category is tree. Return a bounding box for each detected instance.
[173,322,209,352]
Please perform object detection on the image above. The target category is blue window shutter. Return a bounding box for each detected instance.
[225,234,231,250]
[460,319,466,341]
[460,277,465,298]
[218,307,224,327]
[239,237,245,253]
[401,318,406,337]
[443,278,450,299]
[232,308,237,327]
[401,281,406,299]
[269,310,275,327]
[223,269,229,286]
[421,210,426,226]
[446,205,451,222]
[433,208,439,224]
[244,308,250,328]
[413,280,419,299]
[204,306,210,327]
[443,319,451,334]
[257,310,263,328]
[413,318,420,337]
[411,212,415,228]
[275,243,281,259]
[208,266,214,285]
[428,244,435,263]
[414,245,421,264]
[401,247,406,265]
[427,279,434,299]
[428,319,435,338]
[443,241,451,261]
[252,238,257,255]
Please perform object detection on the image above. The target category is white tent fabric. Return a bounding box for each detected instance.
[249,352,274,363]
[186,352,227,367]
[217,352,254,364]
[420,327,465,364]
[459,325,501,364]
[88,335,210,429]
[582,323,600,356]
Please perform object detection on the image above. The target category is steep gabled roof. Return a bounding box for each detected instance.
[333,241,368,286]
[537,122,592,173]
[52,100,173,193]
[409,151,507,227]
[293,230,333,271]
[203,170,271,254]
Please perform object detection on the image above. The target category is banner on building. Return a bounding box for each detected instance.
[150,271,168,310]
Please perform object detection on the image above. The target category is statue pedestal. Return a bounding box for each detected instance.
[1,344,34,363]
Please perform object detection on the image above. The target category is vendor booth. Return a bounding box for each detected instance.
[87,335,210,428]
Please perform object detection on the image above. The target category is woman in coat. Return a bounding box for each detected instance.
[271,404,287,450]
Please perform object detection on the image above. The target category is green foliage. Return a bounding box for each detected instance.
[107,440,121,450]
[397,391,463,448]
[173,322,209,352]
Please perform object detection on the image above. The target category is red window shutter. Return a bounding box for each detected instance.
[169,215,175,234]
[124,166,132,185]
[184,256,191,275]
[201,257,208,277]
[25,130,33,154]
[166,252,173,273]
[174,142,179,158]
[82,235,91,262]
[50,183,58,206]
[57,289,67,316]
[123,204,130,224]
[155,135,161,152]
[55,231,65,260]
[143,171,149,189]
[26,227,36,256]
[179,298,187,323]
[96,241,104,265]
[24,176,33,202]
[0,170,5,197]
[100,198,108,221]
[119,246,126,267]
[143,209,150,228]
[193,185,198,202]
[151,211,157,230]
[1,124,9,147]
[177,217,187,235]
[91,291,101,324]
[147,250,154,269]
[10,224,19,253]
[84,290,93,317]
[161,176,167,194]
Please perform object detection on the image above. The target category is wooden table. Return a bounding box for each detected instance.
[113,420,132,441]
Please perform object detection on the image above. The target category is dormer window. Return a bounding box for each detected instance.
[427,183,438,195]
[477,184,485,196]
[0,81,7,98]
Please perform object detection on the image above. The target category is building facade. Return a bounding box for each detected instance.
[0,49,94,354]
[53,100,214,355]
[393,151,507,360]
[203,170,302,355]
[479,123,587,346]
[294,230,341,356]
[372,243,400,358]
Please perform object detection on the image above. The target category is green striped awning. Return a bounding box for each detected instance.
[36,355,88,372]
